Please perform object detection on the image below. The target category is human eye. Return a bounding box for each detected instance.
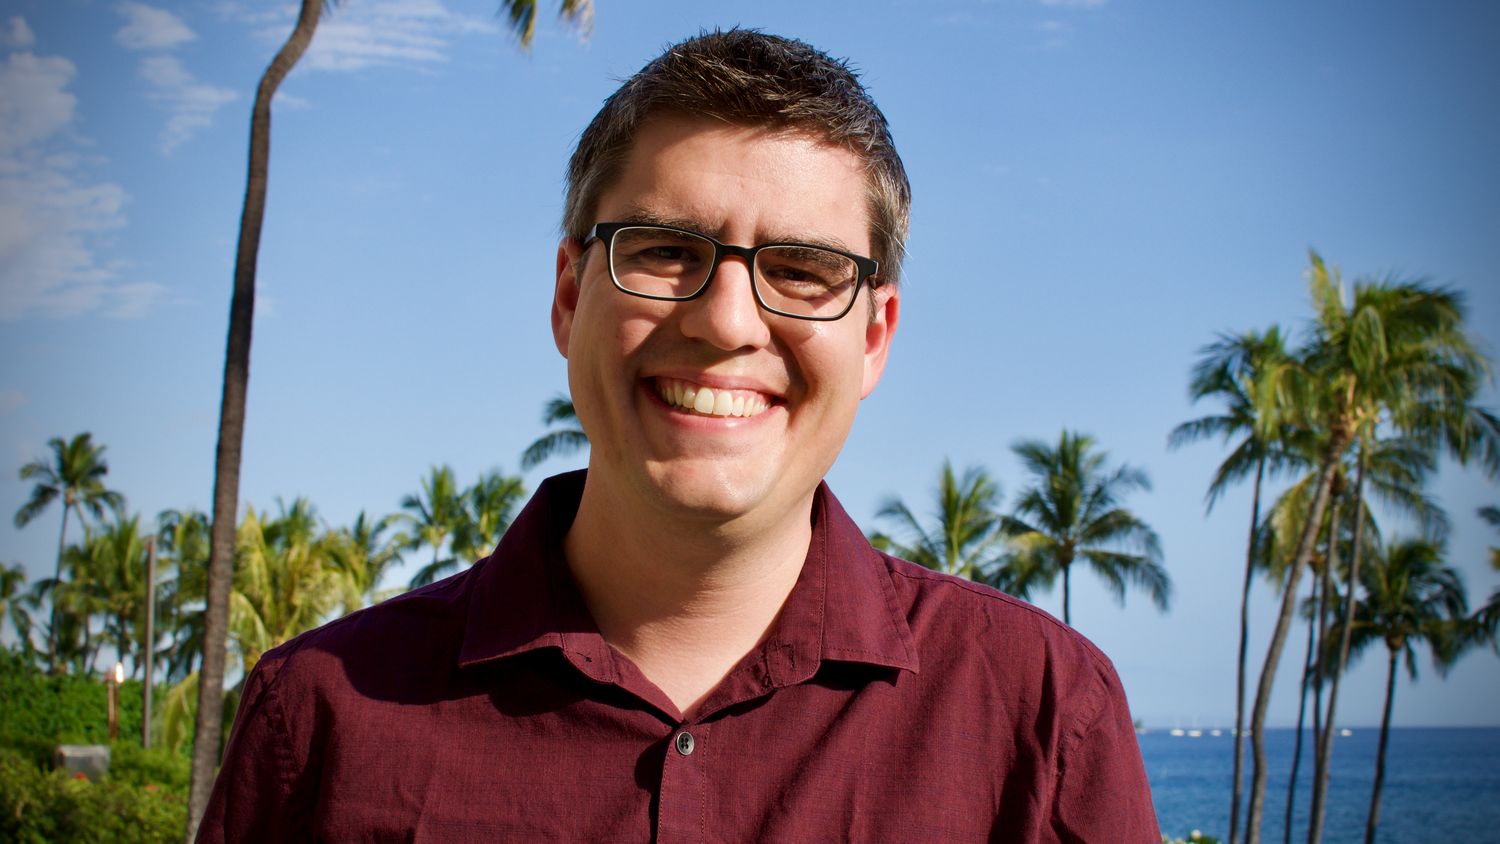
[757,247,856,300]
[613,228,710,276]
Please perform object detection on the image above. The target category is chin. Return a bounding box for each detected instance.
[643,462,778,523]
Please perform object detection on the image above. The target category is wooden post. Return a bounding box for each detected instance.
[107,663,122,740]
[143,536,156,749]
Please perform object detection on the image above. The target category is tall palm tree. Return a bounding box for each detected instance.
[1169,326,1301,844]
[188,2,596,832]
[1336,538,1467,844]
[870,460,1012,585]
[1302,271,1495,844]
[1250,460,1341,844]
[402,465,468,588]
[451,470,527,565]
[189,0,326,829]
[521,394,590,471]
[13,432,124,672]
[1002,430,1169,625]
[1243,253,1497,844]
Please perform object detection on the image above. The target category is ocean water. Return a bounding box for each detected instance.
[1143,727,1500,843]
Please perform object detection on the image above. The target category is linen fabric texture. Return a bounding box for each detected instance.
[196,470,1159,843]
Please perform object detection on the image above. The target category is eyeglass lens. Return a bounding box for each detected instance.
[607,226,859,318]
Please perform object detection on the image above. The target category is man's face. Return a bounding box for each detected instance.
[552,114,899,529]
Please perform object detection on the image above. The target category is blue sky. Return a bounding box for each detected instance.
[2,0,1497,729]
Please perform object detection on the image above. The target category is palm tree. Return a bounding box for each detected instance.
[1169,326,1302,844]
[521,394,590,471]
[73,511,153,679]
[451,470,527,565]
[328,511,403,611]
[188,2,596,831]
[1002,431,1168,626]
[230,499,359,676]
[870,460,1012,585]
[188,0,325,827]
[1336,538,1467,844]
[1250,460,1340,844]
[0,563,34,659]
[13,432,124,672]
[1243,253,1497,844]
[1476,506,1499,644]
[1302,272,1495,844]
[158,509,211,683]
[402,465,468,588]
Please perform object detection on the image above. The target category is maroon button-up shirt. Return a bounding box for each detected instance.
[198,471,1159,842]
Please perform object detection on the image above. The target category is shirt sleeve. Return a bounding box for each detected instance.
[1049,655,1160,843]
[195,651,318,843]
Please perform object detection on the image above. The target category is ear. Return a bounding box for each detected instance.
[552,239,583,358]
[860,284,900,399]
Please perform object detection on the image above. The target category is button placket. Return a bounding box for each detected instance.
[656,721,710,843]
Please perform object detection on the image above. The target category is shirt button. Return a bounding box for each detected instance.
[674,730,696,756]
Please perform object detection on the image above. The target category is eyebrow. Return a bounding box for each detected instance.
[613,205,861,255]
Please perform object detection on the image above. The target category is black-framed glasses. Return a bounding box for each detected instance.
[584,222,880,322]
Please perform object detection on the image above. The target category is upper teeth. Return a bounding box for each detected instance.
[656,378,770,418]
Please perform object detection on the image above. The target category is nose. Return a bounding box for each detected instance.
[677,255,772,351]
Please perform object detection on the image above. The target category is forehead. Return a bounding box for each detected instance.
[600,114,872,251]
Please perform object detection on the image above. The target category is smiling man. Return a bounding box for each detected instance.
[198,30,1159,843]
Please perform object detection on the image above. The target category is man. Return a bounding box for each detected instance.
[199,30,1159,842]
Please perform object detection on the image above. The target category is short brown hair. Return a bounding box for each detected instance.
[563,29,911,286]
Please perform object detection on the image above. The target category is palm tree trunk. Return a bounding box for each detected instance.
[1230,456,1266,844]
[1283,572,1318,844]
[1306,491,1343,844]
[47,503,72,673]
[1363,647,1398,844]
[184,2,324,839]
[1246,445,1344,844]
[1061,563,1072,625]
[1310,446,1367,844]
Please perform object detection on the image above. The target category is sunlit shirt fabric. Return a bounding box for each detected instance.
[196,470,1160,843]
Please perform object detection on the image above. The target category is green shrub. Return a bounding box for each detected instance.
[109,740,190,792]
[0,648,146,744]
[0,747,186,843]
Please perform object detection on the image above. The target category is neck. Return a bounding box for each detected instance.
[563,469,814,719]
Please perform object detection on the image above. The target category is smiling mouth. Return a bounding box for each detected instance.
[653,377,772,419]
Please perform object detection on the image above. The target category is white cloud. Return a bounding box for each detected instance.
[2,16,35,49]
[272,90,312,110]
[108,4,234,153]
[139,55,237,154]
[250,0,498,74]
[115,2,196,51]
[0,51,160,320]
[0,53,75,153]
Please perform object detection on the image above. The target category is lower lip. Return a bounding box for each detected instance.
[640,381,777,428]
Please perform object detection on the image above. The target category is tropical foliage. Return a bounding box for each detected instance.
[1003,430,1169,625]
[1172,252,1498,844]
[521,394,590,471]
[13,432,124,672]
[870,460,1010,583]
[4,249,1497,844]
[1337,538,1469,844]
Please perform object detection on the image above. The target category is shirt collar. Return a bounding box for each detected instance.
[457,470,918,679]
